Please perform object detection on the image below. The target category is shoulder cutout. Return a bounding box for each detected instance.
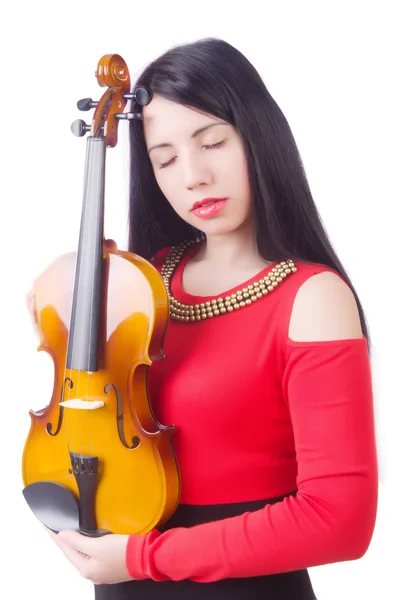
[288,271,363,342]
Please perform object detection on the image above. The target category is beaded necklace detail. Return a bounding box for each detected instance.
[160,240,298,322]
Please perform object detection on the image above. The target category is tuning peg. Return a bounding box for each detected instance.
[122,87,151,106]
[71,119,91,137]
[114,112,143,121]
[77,98,98,111]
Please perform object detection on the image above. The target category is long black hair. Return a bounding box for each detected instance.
[128,37,371,349]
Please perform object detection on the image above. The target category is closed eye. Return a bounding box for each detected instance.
[158,140,225,170]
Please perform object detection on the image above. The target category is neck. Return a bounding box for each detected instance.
[196,223,264,268]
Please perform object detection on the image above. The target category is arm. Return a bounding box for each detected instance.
[125,272,378,582]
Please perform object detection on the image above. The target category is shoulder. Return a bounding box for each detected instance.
[288,266,363,342]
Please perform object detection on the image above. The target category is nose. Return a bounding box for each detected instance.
[182,151,213,190]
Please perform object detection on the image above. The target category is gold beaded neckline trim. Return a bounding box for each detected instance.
[160,240,298,322]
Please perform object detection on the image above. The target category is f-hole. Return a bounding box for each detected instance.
[104,383,140,449]
[46,377,73,436]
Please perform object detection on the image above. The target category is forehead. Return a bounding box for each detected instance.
[143,95,220,138]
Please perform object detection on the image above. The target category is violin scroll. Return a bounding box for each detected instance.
[95,54,130,90]
[71,53,152,146]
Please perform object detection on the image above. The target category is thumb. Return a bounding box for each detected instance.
[57,530,95,553]
[104,238,118,251]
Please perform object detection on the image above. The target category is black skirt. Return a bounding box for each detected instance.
[94,489,317,600]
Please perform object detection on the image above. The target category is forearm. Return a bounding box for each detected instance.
[126,337,378,582]
[126,466,377,582]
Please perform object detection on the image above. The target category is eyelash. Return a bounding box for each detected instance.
[158,140,225,170]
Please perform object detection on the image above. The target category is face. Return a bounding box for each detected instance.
[143,95,253,236]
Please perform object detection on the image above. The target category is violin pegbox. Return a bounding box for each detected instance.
[71,54,152,147]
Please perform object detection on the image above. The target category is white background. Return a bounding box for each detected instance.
[1,1,395,598]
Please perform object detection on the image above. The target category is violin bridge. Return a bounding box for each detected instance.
[59,399,104,410]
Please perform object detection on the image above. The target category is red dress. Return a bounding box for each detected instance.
[100,241,378,599]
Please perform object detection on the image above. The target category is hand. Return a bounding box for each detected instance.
[46,528,135,585]
[25,239,118,330]
[26,287,38,326]
[26,286,39,339]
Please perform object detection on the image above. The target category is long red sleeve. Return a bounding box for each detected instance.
[126,336,378,582]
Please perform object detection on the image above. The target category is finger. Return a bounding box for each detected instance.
[57,530,96,555]
[48,530,91,560]
[45,527,58,541]
[30,304,38,324]
[56,537,93,576]
[104,238,118,251]
[26,290,34,310]
[26,290,38,324]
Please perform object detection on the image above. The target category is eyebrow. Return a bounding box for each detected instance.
[147,122,228,154]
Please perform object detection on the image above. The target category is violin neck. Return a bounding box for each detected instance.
[66,137,106,372]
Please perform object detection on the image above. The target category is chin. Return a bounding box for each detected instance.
[202,220,247,237]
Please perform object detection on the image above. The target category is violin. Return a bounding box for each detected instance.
[21,54,180,536]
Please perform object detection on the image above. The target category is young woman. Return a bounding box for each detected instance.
[26,37,378,600]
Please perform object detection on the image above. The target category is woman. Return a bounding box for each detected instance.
[26,37,378,599]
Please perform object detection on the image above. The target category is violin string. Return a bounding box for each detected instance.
[84,137,94,463]
[82,136,101,466]
[86,136,100,464]
[64,136,104,488]
[69,136,94,465]
[85,136,97,461]
[83,138,91,464]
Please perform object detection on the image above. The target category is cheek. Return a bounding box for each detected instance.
[224,147,251,196]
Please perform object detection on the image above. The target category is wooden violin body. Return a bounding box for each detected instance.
[21,55,180,536]
[22,245,180,535]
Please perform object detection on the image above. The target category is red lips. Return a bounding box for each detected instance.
[191,198,227,211]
